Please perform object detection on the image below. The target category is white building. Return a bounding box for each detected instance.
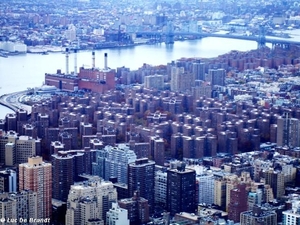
[93,144,137,184]
[0,41,27,52]
[282,201,300,225]
[155,168,167,206]
[144,74,164,90]
[197,172,215,204]
[65,177,117,225]
[106,202,129,225]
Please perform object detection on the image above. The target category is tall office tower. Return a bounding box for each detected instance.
[65,177,117,224]
[155,167,167,207]
[128,158,155,212]
[118,191,150,225]
[277,113,300,148]
[192,62,206,81]
[167,162,196,215]
[263,169,285,199]
[93,144,137,184]
[5,113,17,131]
[149,136,165,166]
[241,205,277,225]
[51,152,74,202]
[248,189,263,210]
[106,202,130,225]
[144,74,165,90]
[282,200,300,225]
[207,69,226,86]
[19,156,52,219]
[0,191,38,223]
[214,178,226,211]
[228,183,248,222]
[197,172,215,205]
[0,169,17,192]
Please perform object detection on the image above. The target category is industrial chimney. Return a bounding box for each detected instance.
[65,48,69,74]
[104,53,108,70]
[92,51,95,69]
[74,49,77,76]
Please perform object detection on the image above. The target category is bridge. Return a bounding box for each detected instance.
[130,23,300,49]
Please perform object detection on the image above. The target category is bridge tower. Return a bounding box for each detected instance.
[165,21,175,44]
[257,25,266,49]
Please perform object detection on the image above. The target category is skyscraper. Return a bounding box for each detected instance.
[167,162,196,215]
[128,158,155,212]
[19,156,52,219]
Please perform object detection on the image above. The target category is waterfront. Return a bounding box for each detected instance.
[0,37,262,118]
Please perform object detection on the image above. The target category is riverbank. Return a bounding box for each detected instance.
[0,91,32,116]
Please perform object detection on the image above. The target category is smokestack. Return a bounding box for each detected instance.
[65,48,69,74]
[74,49,77,76]
[104,52,107,70]
[92,51,95,69]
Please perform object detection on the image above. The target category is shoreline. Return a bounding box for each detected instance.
[0,91,32,115]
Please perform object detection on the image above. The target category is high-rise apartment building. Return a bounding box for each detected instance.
[144,74,164,90]
[0,191,38,224]
[263,169,285,199]
[93,144,137,184]
[19,156,52,219]
[228,183,248,222]
[51,152,74,202]
[214,178,226,211]
[128,158,155,212]
[118,191,150,225]
[170,67,193,92]
[65,177,117,224]
[197,172,215,205]
[154,167,167,207]
[206,69,225,86]
[277,113,300,148]
[0,132,40,166]
[149,136,165,166]
[167,162,196,215]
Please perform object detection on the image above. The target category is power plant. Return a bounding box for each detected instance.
[45,50,115,93]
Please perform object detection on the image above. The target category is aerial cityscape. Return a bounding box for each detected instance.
[1,0,300,224]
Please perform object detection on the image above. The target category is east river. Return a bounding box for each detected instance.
[0,37,267,119]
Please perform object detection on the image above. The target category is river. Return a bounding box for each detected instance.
[0,37,263,119]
